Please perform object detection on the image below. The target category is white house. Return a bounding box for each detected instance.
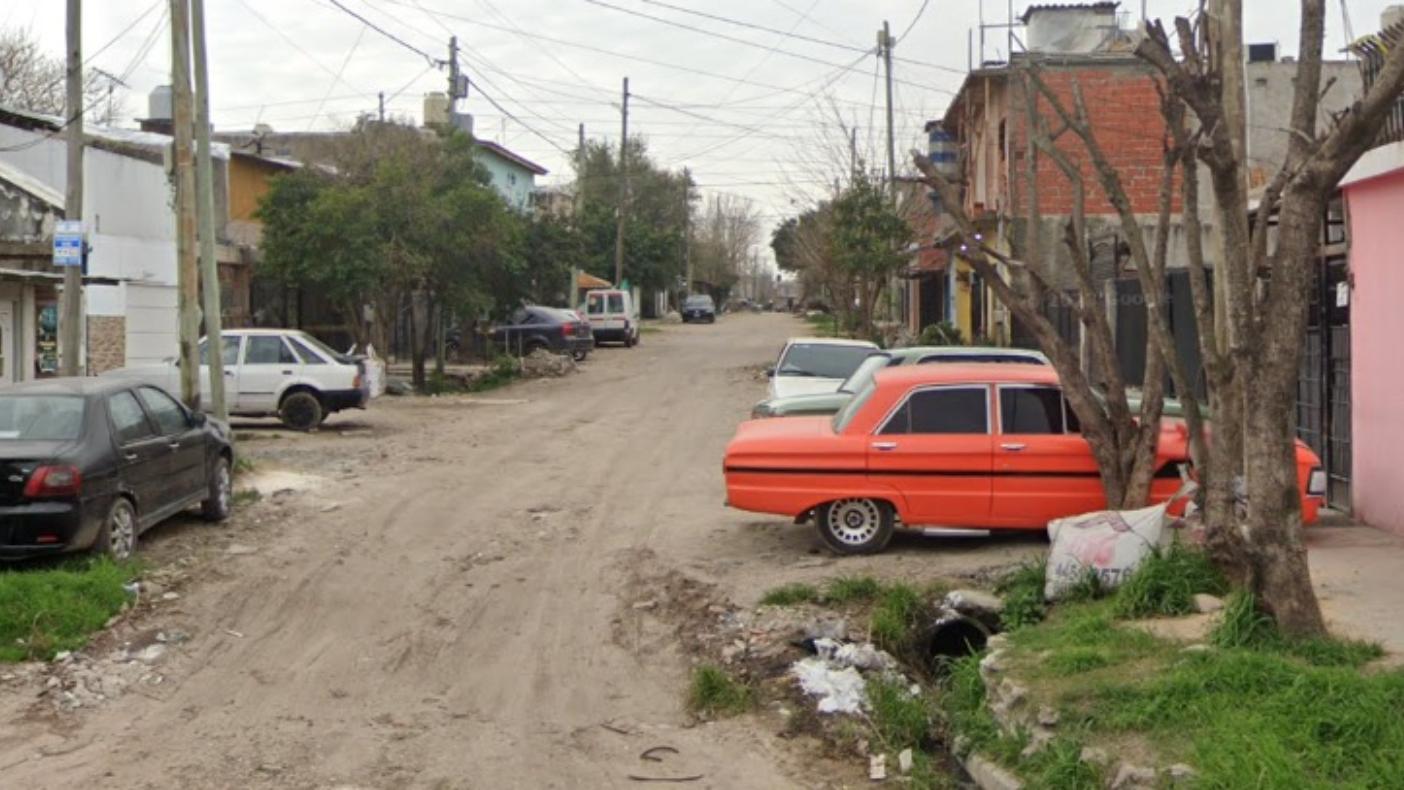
[0,106,230,380]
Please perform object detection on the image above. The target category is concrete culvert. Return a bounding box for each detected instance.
[922,612,992,672]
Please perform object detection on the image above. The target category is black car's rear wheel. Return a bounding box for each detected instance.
[279,391,324,431]
[96,498,138,561]
[202,456,232,522]
[572,348,588,362]
[816,498,894,555]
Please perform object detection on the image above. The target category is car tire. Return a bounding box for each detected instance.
[202,455,232,522]
[623,332,635,348]
[279,391,324,432]
[816,498,894,555]
[572,348,588,362]
[95,497,138,561]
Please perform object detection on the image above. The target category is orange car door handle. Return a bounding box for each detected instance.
[1000,443,1027,452]
[871,441,898,451]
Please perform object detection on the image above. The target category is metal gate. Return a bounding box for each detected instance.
[1297,253,1352,510]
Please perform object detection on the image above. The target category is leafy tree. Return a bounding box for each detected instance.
[828,174,912,339]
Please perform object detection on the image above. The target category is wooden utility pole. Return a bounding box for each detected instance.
[682,168,692,294]
[191,0,226,421]
[614,76,629,287]
[60,0,83,377]
[849,126,858,183]
[378,91,385,122]
[171,0,201,406]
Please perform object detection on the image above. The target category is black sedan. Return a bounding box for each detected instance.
[492,306,594,361]
[0,378,233,561]
[681,294,716,323]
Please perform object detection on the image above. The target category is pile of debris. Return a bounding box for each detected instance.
[519,348,578,379]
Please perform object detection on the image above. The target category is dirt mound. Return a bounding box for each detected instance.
[520,348,577,378]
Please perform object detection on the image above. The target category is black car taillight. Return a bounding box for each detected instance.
[24,465,83,498]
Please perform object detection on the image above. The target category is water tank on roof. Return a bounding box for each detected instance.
[926,122,959,179]
[1024,5,1119,54]
[423,92,450,127]
[148,85,172,121]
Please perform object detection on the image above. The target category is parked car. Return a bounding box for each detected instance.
[105,329,375,431]
[766,337,879,400]
[725,363,1326,554]
[491,305,594,361]
[752,346,1050,418]
[581,288,640,347]
[0,378,232,561]
[681,294,717,323]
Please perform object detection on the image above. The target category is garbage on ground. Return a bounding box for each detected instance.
[790,657,867,714]
[520,348,577,378]
[1044,482,1195,600]
[809,638,897,672]
[869,753,887,781]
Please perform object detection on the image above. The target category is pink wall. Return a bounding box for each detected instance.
[1346,169,1404,535]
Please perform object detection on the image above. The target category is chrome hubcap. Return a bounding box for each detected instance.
[110,506,135,560]
[216,462,231,512]
[826,499,881,546]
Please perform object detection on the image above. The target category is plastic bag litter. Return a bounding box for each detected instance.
[790,657,867,714]
[810,638,897,672]
[1045,481,1196,600]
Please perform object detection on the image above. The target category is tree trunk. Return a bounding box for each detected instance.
[409,289,430,391]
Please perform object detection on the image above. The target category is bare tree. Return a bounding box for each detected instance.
[0,27,123,124]
[691,193,763,299]
[1131,0,1404,636]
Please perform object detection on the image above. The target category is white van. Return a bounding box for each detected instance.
[581,289,640,348]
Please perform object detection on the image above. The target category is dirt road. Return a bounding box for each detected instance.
[0,313,1040,789]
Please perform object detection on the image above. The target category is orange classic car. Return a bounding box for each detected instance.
[723,364,1326,554]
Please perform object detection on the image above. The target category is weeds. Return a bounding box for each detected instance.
[760,583,819,606]
[468,356,521,393]
[0,558,137,662]
[822,575,884,604]
[871,583,926,652]
[866,675,938,751]
[1113,543,1226,619]
[233,489,262,507]
[996,561,1047,629]
[687,664,754,717]
[1210,590,1277,649]
[1212,591,1383,667]
[233,456,256,476]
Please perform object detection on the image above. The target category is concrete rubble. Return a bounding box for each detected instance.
[519,348,577,379]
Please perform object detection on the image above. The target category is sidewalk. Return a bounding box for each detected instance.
[1305,515,1404,658]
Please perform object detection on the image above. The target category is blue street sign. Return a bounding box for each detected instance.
[53,220,83,267]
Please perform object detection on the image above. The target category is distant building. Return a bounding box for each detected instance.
[472,139,548,211]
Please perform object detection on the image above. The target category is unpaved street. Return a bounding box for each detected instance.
[0,313,1041,789]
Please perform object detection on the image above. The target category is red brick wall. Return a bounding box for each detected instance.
[1011,65,1177,217]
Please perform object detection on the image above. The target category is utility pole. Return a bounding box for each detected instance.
[613,76,629,287]
[191,0,226,421]
[378,91,385,122]
[171,0,201,407]
[60,0,83,377]
[849,126,858,183]
[880,21,897,202]
[682,168,692,294]
[447,36,460,105]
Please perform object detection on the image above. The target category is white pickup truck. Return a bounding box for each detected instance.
[105,329,380,430]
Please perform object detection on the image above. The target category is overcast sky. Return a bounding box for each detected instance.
[5,0,1398,250]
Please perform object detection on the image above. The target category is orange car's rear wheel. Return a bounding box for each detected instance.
[817,498,894,555]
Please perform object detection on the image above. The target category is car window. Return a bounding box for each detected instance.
[833,377,878,433]
[245,336,299,365]
[108,391,156,445]
[778,344,875,380]
[837,354,892,393]
[881,387,988,435]
[289,338,328,365]
[137,386,190,436]
[0,395,85,441]
[510,308,531,324]
[199,336,241,366]
[608,293,625,313]
[1065,399,1081,433]
[585,293,605,315]
[1000,386,1066,434]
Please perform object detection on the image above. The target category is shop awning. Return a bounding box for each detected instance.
[0,267,122,286]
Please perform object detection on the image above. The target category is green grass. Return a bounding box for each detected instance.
[866,674,938,750]
[822,575,885,604]
[233,488,262,507]
[233,456,256,476]
[687,664,754,717]
[870,582,926,653]
[802,312,841,338]
[1113,543,1227,619]
[996,561,1048,629]
[760,582,819,606]
[466,357,520,393]
[0,558,137,662]
[1211,591,1383,667]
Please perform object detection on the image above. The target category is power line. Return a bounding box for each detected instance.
[580,0,958,93]
[326,0,443,66]
[307,25,367,130]
[895,0,932,43]
[87,0,163,66]
[637,0,964,75]
[233,0,377,98]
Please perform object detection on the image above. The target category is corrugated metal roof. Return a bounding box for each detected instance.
[0,158,64,210]
[0,104,230,159]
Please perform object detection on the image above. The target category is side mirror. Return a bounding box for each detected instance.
[766,368,775,378]
[189,411,208,427]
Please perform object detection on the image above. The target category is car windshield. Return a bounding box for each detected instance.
[837,353,893,393]
[293,333,350,364]
[0,395,85,441]
[684,295,713,308]
[832,377,877,433]
[778,343,874,379]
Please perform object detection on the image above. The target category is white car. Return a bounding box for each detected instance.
[767,337,879,399]
[580,289,640,347]
[105,329,377,430]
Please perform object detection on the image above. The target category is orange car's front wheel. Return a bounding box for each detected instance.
[817,498,894,555]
